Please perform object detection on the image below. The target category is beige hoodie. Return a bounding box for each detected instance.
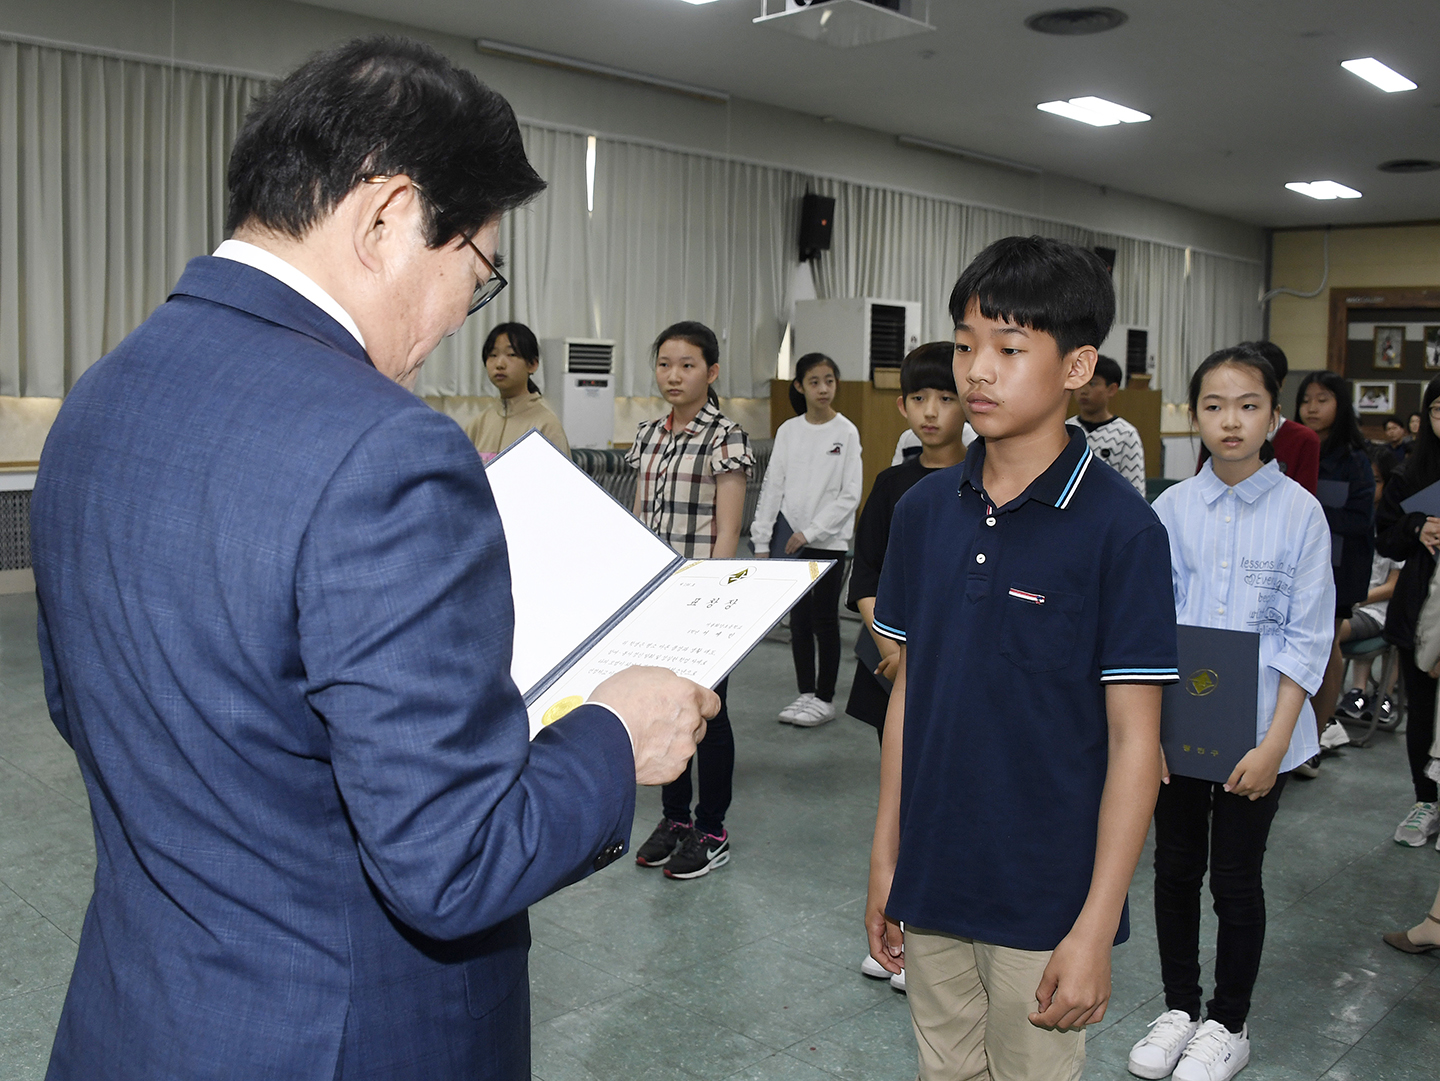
[464,392,570,457]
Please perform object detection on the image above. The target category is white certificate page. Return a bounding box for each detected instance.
[527,558,830,737]
[483,432,679,698]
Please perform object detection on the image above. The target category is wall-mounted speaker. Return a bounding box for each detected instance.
[799,193,836,261]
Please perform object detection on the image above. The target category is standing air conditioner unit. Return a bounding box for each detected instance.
[1100,324,1155,384]
[539,338,616,449]
[791,298,923,382]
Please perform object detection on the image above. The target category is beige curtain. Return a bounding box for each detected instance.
[0,39,267,397]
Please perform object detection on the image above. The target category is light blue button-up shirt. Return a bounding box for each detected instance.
[1152,460,1332,773]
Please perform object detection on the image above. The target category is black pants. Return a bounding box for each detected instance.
[1153,771,1288,1032]
[661,679,732,837]
[1397,649,1440,804]
[790,549,847,702]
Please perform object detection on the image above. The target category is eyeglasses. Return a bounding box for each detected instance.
[363,175,507,315]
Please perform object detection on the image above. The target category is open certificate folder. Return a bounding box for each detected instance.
[483,431,833,736]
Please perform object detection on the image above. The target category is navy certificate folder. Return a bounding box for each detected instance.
[1161,624,1261,784]
[1401,478,1440,518]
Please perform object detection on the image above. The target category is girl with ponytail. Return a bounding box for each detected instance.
[465,322,569,456]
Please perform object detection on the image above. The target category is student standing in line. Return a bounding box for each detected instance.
[1133,347,1332,1081]
[867,237,1177,1081]
[1197,341,1318,495]
[847,343,968,741]
[751,352,863,728]
[627,321,754,880]
[1292,371,1374,771]
[1376,377,1440,849]
[464,322,570,457]
[1334,447,1403,728]
[850,341,968,994]
[1068,354,1147,496]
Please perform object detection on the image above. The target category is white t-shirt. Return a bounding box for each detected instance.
[1354,553,1403,625]
[891,423,977,466]
[751,413,863,553]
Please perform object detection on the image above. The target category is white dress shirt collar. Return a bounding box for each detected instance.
[212,239,366,350]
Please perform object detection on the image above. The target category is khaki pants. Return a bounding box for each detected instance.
[905,927,1085,1081]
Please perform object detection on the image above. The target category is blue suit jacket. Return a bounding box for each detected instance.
[31,257,636,1080]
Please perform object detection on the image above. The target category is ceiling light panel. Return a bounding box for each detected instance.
[1341,57,1417,93]
[1037,97,1150,127]
[1285,181,1362,200]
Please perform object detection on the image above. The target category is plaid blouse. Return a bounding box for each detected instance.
[625,401,754,558]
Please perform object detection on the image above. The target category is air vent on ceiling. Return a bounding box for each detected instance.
[1024,7,1128,35]
[1378,159,1440,174]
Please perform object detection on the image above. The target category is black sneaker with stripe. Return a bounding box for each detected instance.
[635,818,691,867]
[664,828,730,879]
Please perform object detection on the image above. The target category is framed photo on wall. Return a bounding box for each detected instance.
[1374,325,1405,369]
[1426,326,1440,370]
[1355,381,1396,414]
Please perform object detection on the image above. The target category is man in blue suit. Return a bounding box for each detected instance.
[31,38,714,1080]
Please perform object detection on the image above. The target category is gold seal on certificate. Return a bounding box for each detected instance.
[541,695,584,727]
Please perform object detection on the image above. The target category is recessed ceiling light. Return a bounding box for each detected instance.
[1285,181,1362,200]
[677,0,719,5]
[1341,57,1417,93]
[1378,158,1440,174]
[1037,96,1150,126]
[1025,8,1128,35]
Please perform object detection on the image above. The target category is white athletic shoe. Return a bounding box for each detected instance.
[860,954,890,979]
[889,968,906,993]
[1395,801,1440,847]
[1173,1021,1249,1081]
[1320,719,1351,750]
[790,697,836,727]
[1127,1010,1199,1079]
[778,694,815,724]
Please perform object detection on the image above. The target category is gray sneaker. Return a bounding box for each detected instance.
[1395,801,1440,847]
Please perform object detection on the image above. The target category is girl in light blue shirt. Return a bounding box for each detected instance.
[1128,346,1333,1081]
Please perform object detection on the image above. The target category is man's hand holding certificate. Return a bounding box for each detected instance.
[484,432,830,752]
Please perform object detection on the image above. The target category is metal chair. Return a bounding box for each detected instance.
[1336,636,1406,747]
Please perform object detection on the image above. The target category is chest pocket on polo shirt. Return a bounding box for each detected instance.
[999,584,1083,672]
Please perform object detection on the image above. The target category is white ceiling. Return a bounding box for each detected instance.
[304,0,1440,228]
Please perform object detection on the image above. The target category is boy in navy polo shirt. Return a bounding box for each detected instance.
[865,236,1178,1081]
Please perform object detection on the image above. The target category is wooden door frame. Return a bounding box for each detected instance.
[1328,286,1440,373]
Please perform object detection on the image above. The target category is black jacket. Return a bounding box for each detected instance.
[1377,461,1436,650]
[1318,444,1375,611]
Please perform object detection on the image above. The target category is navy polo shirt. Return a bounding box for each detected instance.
[873,427,1178,951]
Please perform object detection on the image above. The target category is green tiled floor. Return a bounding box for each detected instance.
[1,591,1437,1079]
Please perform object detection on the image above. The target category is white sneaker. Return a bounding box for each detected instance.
[778,693,815,724]
[790,697,836,727]
[889,968,906,992]
[860,954,889,979]
[1320,719,1351,750]
[1127,1010,1199,1079]
[1395,801,1440,847]
[1173,1021,1249,1081]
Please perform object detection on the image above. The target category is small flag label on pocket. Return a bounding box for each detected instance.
[1008,588,1045,605]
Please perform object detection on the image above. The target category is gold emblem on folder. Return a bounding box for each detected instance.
[1186,669,1219,697]
[541,695,584,726]
[726,568,750,584]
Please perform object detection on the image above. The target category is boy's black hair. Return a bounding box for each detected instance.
[1383,415,1405,430]
[227,37,544,246]
[1093,355,1123,388]
[791,352,840,415]
[1187,345,1279,415]
[948,235,1115,355]
[1367,441,1397,487]
[1237,340,1288,385]
[900,342,958,397]
[654,321,721,407]
[1294,370,1365,457]
[483,322,541,395]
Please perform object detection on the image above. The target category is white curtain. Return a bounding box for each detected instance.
[1,37,1263,406]
[0,39,266,397]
